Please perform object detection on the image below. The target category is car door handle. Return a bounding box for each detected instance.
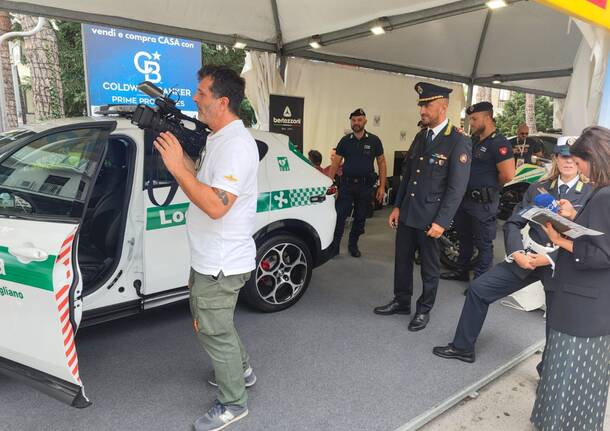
[309,195,326,203]
[9,244,49,264]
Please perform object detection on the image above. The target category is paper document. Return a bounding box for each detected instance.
[520,207,604,239]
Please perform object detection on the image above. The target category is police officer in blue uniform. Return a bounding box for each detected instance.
[374,82,471,331]
[441,102,515,283]
[327,109,387,257]
[433,142,593,363]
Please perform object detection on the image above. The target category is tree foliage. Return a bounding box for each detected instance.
[201,43,257,127]
[56,21,87,117]
[495,92,554,136]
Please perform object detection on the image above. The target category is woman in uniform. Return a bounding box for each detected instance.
[531,126,610,431]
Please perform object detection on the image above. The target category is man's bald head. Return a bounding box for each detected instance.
[517,124,529,143]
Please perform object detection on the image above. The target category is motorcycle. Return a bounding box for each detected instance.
[497,157,551,220]
[414,223,480,270]
[437,156,552,270]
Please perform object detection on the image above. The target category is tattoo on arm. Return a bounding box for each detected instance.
[213,188,229,206]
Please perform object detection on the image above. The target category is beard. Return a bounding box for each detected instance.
[351,124,364,133]
[472,125,485,137]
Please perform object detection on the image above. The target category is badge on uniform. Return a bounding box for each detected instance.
[499,146,509,156]
[480,146,487,152]
[459,153,468,164]
[430,153,447,166]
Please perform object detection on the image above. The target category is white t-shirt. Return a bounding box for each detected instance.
[186,120,259,276]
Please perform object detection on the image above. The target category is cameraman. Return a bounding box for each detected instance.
[154,65,258,431]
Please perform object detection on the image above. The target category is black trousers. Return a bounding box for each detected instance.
[333,181,372,246]
[393,223,441,314]
[452,261,549,352]
[454,197,499,278]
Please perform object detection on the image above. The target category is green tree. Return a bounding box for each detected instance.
[201,43,257,127]
[56,21,86,116]
[495,92,554,136]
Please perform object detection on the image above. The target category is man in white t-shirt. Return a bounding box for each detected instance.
[154,65,258,431]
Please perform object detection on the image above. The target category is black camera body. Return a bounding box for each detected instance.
[131,81,208,157]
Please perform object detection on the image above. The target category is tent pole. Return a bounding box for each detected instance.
[270,0,286,81]
[465,81,475,133]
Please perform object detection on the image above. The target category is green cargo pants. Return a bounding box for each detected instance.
[188,269,250,406]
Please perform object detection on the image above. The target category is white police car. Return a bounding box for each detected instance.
[0,117,335,407]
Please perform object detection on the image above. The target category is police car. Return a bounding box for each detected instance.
[0,117,336,407]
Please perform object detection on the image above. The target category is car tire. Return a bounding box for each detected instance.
[242,234,314,312]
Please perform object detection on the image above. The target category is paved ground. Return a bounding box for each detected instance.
[421,353,610,430]
[1,208,604,430]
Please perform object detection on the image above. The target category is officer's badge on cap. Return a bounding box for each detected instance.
[349,108,366,118]
[554,136,577,156]
[415,82,452,106]
[466,101,494,115]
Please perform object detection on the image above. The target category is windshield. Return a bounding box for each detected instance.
[0,129,35,148]
[0,128,107,219]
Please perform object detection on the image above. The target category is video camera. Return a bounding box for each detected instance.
[131,81,208,157]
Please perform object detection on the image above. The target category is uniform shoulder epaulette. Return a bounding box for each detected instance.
[444,120,454,137]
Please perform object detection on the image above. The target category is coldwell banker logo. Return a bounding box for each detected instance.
[273,105,302,126]
[134,50,162,83]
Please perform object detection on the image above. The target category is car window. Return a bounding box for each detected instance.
[0,128,107,219]
[0,128,35,146]
[537,136,557,158]
[143,129,177,188]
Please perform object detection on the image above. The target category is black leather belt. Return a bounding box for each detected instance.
[468,187,497,204]
[342,176,372,185]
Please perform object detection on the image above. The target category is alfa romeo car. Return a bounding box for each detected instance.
[0,116,336,407]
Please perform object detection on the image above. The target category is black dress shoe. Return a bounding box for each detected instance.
[348,245,361,258]
[373,299,411,315]
[432,344,475,363]
[440,270,470,281]
[408,313,430,331]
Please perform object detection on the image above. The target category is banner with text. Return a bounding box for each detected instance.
[269,94,304,152]
[82,24,201,117]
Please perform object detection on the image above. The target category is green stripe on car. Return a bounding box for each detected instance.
[146,202,190,230]
[0,246,55,292]
[148,187,328,230]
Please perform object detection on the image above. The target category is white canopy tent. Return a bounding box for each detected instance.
[0,0,607,131]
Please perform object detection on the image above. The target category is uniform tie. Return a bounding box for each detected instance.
[558,184,569,199]
[425,129,434,147]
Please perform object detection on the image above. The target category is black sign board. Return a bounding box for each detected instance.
[269,94,304,152]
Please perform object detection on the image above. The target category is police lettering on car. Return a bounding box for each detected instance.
[327,108,387,258]
[441,102,515,285]
[375,82,471,332]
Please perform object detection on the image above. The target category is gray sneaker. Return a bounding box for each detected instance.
[207,366,257,388]
[193,401,248,431]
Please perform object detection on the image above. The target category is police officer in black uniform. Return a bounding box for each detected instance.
[327,109,387,257]
[433,142,592,363]
[374,82,471,331]
[441,102,515,283]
